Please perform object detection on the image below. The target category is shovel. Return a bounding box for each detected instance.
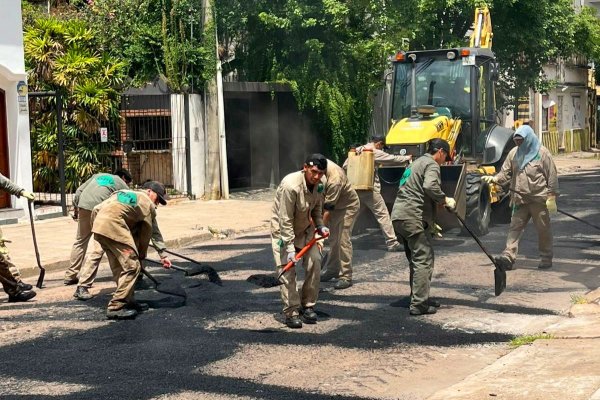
[247,232,329,288]
[507,187,600,231]
[150,246,222,285]
[452,212,506,296]
[27,200,45,289]
[145,258,222,286]
[139,264,187,300]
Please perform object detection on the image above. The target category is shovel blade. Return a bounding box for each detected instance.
[183,264,223,286]
[246,274,283,288]
[36,269,45,289]
[494,267,506,296]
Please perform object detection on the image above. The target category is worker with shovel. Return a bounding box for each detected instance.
[0,173,37,302]
[320,159,360,290]
[66,169,131,290]
[91,181,171,320]
[271,154,328,329]
[345,135,411,252]
[482,124,559,270]
[391,139,456,316]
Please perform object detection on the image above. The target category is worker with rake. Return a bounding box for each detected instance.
[271,154,329,329]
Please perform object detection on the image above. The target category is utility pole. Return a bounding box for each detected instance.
[203,0,222,200]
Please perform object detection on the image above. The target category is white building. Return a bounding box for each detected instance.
[0,1,33,217]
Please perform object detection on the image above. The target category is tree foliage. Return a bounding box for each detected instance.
[23,13,126,192]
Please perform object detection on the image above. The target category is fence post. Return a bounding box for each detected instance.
[184,93,193,199]
[56,93,67,216]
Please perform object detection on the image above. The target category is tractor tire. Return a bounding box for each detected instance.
[464,172,491,236]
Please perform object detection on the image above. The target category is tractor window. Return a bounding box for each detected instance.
[391,58,471,121]
[476,61,496,154]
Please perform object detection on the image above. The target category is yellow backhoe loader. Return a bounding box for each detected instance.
[378,6,513,235]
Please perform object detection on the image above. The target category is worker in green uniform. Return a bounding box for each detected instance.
[391,138,456,316]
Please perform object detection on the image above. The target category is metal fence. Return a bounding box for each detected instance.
[29,93,190,215]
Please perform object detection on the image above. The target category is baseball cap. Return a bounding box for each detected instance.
[371,134,386,144]
[429,138,452,161]
[304,154,327,171]
[142,181,168,205]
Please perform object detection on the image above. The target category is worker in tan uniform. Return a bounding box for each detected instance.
[271,154,327,329]
[347,135,412,251]
[319,159,360,290]
[65,169,132,289]
[482,124,559,270]
[0,173,37,302]
[91,181,171,320]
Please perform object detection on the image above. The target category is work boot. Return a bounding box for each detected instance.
[301,307,318,324]
[409,306,437,316]
[387,243,402,252]
[17,281,33,291]
[127,302,150,312]
[73,286,93,301]
[285,315,302,329]
[320,268,338,282]
[64,276,79,286]
[334,279,352,290]
[8,290,36,303]
[106,308,138,320]
[494,255,514,271]
[538,261,553,270]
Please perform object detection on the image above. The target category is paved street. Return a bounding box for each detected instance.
[1,165,599,399]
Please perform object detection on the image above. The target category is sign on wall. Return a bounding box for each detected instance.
[17,81,28,113]
[99,127,108,142]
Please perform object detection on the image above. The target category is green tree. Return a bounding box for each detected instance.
[24,14,126,192]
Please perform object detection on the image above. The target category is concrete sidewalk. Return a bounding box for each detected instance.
[3,198,272,279]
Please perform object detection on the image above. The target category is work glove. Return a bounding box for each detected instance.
[546,195,557,214]
[316,225,330,237]
[430,223,443,238]
[160,256,172,269]
[481,175,497,184]
[286,251,299,265]
[20,190,35,201]
[444,197,457,212]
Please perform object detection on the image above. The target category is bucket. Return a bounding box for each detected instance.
[347,148,375,190]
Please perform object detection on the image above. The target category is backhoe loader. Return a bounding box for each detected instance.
[378,7,514,235]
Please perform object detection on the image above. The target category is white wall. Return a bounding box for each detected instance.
[170,94,187,193]
[188,94,205,198]
[0,1,33,212]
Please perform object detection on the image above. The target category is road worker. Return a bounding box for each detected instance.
[347,135,411,251]
[66,169,132,288]
[482,124,559,270]
[319,159,360,290]
[70,172,171,301]
[271,154,328,329]
[91,181,171,320]
[391,138,456,316]
[0,173,36,302]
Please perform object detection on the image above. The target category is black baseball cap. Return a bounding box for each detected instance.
[304,154,327,171]
[371,134,386,144]
[142,181,168,205]
[429,138,452,161]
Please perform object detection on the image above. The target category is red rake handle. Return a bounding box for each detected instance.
[277,232,329,280]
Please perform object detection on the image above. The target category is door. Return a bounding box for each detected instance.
[0,90,10,208]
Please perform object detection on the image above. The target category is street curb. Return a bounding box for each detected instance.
[19,224,269,279]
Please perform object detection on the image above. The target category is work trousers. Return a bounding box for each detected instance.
[0,254,20,296]
[1,229,22,283]
[502,202,553,264]
[357,190,399,248]
[393,219,434,313]
[324,200,360,282]
[65,209,105,282]
[272,230,321,317]
[94,234,141,311]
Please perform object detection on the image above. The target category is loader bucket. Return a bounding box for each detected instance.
[377,164,466,231]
